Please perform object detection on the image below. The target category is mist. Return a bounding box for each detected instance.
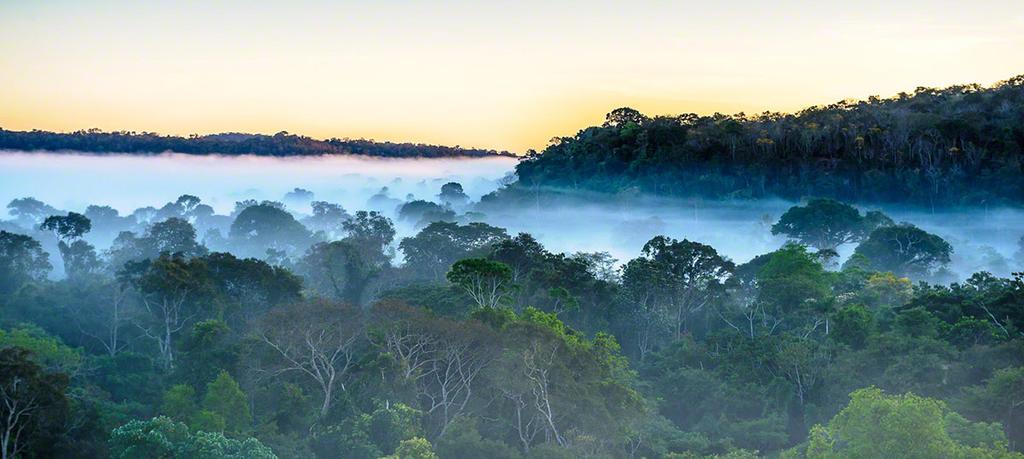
[0,151,515,215]
[2,151,1020,281]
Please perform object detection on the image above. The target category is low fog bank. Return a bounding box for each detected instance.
[0,151,516,216]
[481,194,1024,281]
[1,150,1021,282]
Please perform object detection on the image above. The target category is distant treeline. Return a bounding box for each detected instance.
[509,75,1024,206]
[0,129,516,158]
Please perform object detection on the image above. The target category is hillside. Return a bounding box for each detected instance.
[506,75,1024,206]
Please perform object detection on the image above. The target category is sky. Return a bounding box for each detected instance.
[1,1,1022,153]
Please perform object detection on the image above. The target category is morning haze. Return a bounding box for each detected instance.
[1,2,1023,459]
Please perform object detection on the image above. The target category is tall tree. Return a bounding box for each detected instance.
[299,241,379,305]
[632,236,734,339]
[0,347,69,459]
[400,222,508,282]
[258,300,364,417]
[0,231,51,295]
[144,217,207,258]
[446,258,514,309]
[41,212,99,279]
[849,223,953,277]
[229,204,312,258]
[342,210,396,266]
[771,199,891,250]
[124,254,213,369]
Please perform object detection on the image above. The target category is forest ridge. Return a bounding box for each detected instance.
[507,74,1024,206]
[0,129,516,159]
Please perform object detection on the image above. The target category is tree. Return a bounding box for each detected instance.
[301,201,350,239]
[229,204,311,258]
[299,240,379,305]
[438,182,470,207]
[200,252,302,324]
[0,326,82,374]
[772,336,829,408]
[41,212,99,279]
[317,401,425,458]
[831,305,873,348]
[6,197,58,229]
[771,199,889,250]
[632,236,734,339]
[398,200,456,227]
[960,367,1024,449]
[0,231,51,294]
[144,218,207,258]
[603,107,649,128]
[400,221,508,282]
[258,300,364,417]
[382,437,438,459]
[202,371,251,433]
[108,416,277,459]
[40,211,91,240]
[494,315,642,453]
[849,223,953,277]
[125,254,213,369]
[162,384,198,424]
[804,387,1021,458]
[757,244,833,332]
[0,347,69,459]
[175,194,201,216]
[621,257,671,360]
[435,418,522,459]
[374,304,499,437]
[342,210,396,265]
[446,258,514,309]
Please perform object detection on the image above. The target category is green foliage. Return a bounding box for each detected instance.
[313,402,424,458]
[41,211,91,241]
[0,346,70,459]
[506,77,1024,206]
[757,243,832,317]
[397,200,456,227]
[163,384,198,423]
[299,240,379,305]
[145,217,207,258]
[202,370,251,433]
[399,221,508,282]
[342,210,396,266]
[0,325,82,372]
[446,258,514,309]
[771,199,888,250]
[960,367,1024,449]
[108,416,277,459]
[435,418,522,459]
[832,305,874,348]
[176,320,237,390]
[469,305,518,329]
[5,188,1024,459]
[804,387,1022,458]
[0,230,51,294]
[849,224,953,278]
[229,204,312,258]
[0,129,512,158]
[382,437,437,459]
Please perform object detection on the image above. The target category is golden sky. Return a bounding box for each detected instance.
[1,0,1022,153]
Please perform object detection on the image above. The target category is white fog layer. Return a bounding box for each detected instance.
[1,151,1020,280]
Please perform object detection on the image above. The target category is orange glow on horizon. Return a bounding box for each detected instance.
[2,1,1022,153]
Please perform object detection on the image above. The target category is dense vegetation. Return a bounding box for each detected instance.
[2,190,1022,458]
[501,75,1024,207]
[0,129,513,158]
